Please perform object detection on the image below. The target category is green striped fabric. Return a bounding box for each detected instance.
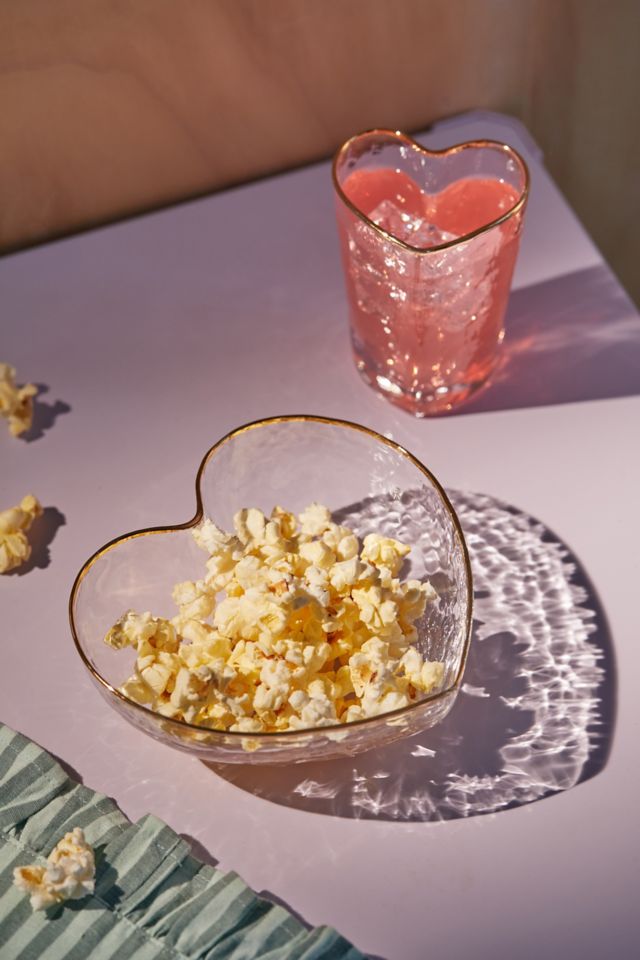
[0,724,364,960]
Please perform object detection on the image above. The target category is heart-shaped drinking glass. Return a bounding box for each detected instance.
[333,130,529,415]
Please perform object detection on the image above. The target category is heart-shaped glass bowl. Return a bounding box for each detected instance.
[70,416,472,764]
[333,130,529,416]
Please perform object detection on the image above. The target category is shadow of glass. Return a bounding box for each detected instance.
[452,264,640,415]
[6,506,66,575]
[21,383,71,442]
[206,490,615,822]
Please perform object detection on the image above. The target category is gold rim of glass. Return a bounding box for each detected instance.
[332,128,530,254]
[69,415,474,741]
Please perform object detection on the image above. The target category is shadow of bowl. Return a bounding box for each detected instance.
[206,490,615,821]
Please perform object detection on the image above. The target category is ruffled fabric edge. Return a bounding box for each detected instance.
[0,723,364,960]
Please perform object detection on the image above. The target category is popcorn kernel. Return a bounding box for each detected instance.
[0,363,37,437]
[13,828,95,911]
[0,494,42,573]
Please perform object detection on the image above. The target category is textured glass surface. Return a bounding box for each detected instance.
[71,417,472,764]
[333,132,528,416]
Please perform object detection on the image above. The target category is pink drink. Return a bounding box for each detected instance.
[333,141,527,416]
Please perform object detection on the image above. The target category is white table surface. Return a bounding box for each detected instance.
[2,111,639,959]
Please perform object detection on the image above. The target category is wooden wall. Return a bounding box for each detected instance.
[1,0,638,302]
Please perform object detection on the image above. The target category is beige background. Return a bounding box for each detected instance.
[1,0,638,303]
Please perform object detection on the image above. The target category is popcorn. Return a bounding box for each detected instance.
[361,533,411,576]
[329,557,374,594]
[194,518,242,590]
[270,505,297,539]
[288,678,339,728]
[0,494,42,573]
[400,647,445,692]
[172,579,216,625]
[169,665,214,721]
[13,828,95,911]
[193,518,233,555]
[104,610,178,653]
[299,502,332,537]
[234,506,267,545]
[335,532,360,561]
[254,659,291,715]
[214,590,289,643]
[121,674,157,706]
[0,363,37,437]
[351,585,400,637]
[138,652,178,698]
[303,564,331,606]
[104,504,443,732]
[230,716,265,733]
[299,539,335,570]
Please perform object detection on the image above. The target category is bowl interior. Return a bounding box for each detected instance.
[71,417,472,762]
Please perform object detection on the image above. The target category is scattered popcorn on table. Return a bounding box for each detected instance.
[0,363,37,437]
[104,504,443,732]
[13,828,95,911]
[0,494,42,573]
